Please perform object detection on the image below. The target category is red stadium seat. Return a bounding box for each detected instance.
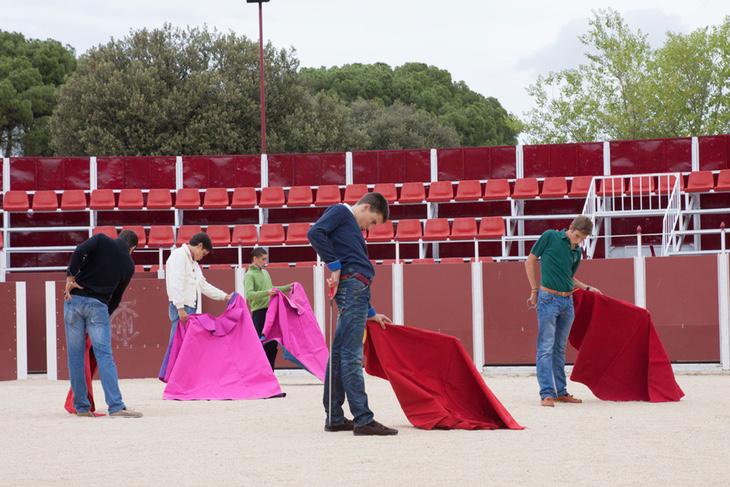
[568,176,593,198]
[118,189,144,209]
[3,191,29,212]
[147,226,175,247]
[426,181,453,203]
[657,174,684,193]
[175,188,201,209]
[286,223,311,245]
[715,170,730,192]
[373,183,398,204]
[315,185,341,206]
[512,178,539,199]
[344,184,368,205]
[540,177,568,198]
[287,186,313,207]
[629,176,655,195]
[147,189,173,209]
[93,226,118,239]
[450,218,478,239]
[231,225,258,246]
[231,187,258,208]
[90,189,115,210]
[122,226,147,247]
[455,180,482,201]
[423,218,450,241]
[258,224,286,245]
[135,265,147,273]
[203,188,229,209]
[61,190,87,210]
[398,182,426,204]
[395,220,422,242]
[483,179,510,200]
[478,217,505,239]
[477,256,495,263]
[206,225,231,246]
[31,190,58,211]
[686,171,714,193]
[176,225,202,246]
[259,187,285,208]
[598,177,625,195]
[367,222,394,242]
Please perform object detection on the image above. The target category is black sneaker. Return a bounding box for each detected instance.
[353,420,398,436]
[324,418,354,432]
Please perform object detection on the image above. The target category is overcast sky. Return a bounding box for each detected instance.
[2,0,727,117]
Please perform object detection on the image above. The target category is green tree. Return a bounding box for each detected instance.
[51,25,302,155]
[300,62,519,146]
[0,31,76,156]
[524,9,730,143]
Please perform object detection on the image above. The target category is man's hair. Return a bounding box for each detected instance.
[251,247,268,260]
[570,216,594,235]
[117,229,139,249]
[189,232,213,252]
[356,192,389,222]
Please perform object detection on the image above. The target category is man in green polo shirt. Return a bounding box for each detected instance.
[525,216,602,407]
[244,248,293,370]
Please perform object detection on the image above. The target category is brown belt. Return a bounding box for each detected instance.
[341,273,371,286]
[540,286,573,297]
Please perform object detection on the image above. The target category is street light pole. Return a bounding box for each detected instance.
[247,0,270,154]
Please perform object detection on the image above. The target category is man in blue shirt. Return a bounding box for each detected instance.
[308,192,397,436]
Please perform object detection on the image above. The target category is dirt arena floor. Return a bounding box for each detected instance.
[1,372,729,487]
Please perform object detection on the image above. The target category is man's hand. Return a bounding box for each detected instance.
[178,308,189,322]
[588,286,603,295]
[527,290,537,309]
[64,278,83,302]
[225,293,233,301]
[268,288,277,297]
[368,313,393,330]
[327,269,341,298]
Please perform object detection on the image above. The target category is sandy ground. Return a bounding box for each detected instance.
[1,372,729,487]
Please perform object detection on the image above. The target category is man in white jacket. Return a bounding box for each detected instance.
[165,232,232,341]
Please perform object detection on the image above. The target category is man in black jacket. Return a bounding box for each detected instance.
[64,229,142,418]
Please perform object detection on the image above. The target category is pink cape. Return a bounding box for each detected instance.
[570,289,684,402]
[162,293,283,400]
[263,283,329,381]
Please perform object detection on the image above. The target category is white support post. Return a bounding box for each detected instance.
[633,255,646,308]
[261,153,269,188]
[175,156,183,189]
[515,144,524,179]
[345,151,353,185]
[471,261,485,370]
[430,148,438,182]
[313,263,325,334]
[717,251,730,370]
[157,249,165,279]
[235,266,245,295]
[45,281,57,380]
[517,200,525,257]
[392,262,404,324]
[196,290,202,314]
[89,156,98,237]
[3,157,11,276]
[15,281,27,379]
[691,136,700,172]
[603,141,611,176]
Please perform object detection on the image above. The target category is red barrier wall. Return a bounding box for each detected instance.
[183,155,261,189]
[268,153,346,187]
[10,157,90,190]
[523,142,603,178]
[610,138,692,175]
[353,150,431,184]
[97,156,177,189]
[437,146,517,181]
[699,135,730,171]
[645,255,720,361]
[0,283,18,381]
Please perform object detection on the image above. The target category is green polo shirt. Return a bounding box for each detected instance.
[530,229,582,293]
[243,265,293,312]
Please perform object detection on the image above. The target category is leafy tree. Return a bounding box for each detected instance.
[523,9,730,143]
[0,31,76,156]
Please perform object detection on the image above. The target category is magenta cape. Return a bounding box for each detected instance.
[161,293,283,400]
[263,283,328,381]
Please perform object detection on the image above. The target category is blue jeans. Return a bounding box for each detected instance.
[64,295,126,413]
[168,303,197,343]
[536,290,575,399]
[323,275,374,427]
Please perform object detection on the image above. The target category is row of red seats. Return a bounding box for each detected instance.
[3,171,728,212]
[367,217,505,242]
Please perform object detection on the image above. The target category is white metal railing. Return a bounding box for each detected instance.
[662,174,683,255]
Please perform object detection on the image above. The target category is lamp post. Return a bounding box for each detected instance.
[246,0,270,154]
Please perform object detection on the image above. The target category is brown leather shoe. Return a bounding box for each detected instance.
[556,394,582,404]
[541,397,555,407]
[76,411,95,417]
[324,418,354,432]
[353,420,398,436]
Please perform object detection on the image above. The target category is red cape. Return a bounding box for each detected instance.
[364,323,524,430]
[64,336,105,415]
[570,290,684,402]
